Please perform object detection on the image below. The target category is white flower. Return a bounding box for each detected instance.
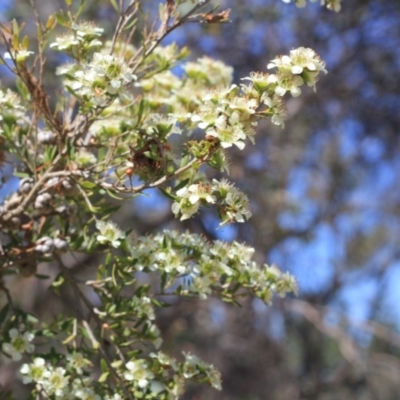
[189,275,212,299]
[50,33,80,51]
[42,366,69,397]
[172,183,216,221]
[2,328,35,361]
[182,353,200,378]
[72,21,104,39]
[212,179,252,225]
[124,359,154,388]
[20,357,47,384]
[4,48,34,63]
[67,352,91,375]
[74,386,102,400]
[96,220,125,248]
[74,149,97,167]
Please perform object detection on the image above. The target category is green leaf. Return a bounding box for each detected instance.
[174,178,190,192]
[21,35,29,48]
[135,284,150,297]
[51,273,65,288]
[104,188,124,201]
[55,11,70,27]
[35,274,51,280]
[100,358,108,372]
[99,205,121,215]
[11,19,19,36]
[13,171,30,179]
[135,99,145,127]
[161,271,167,290]
[123,17,138,31]
[76,0,85,18]
[62,333,76,344]
[105,252,112,267]
[98,371,109,383]
[112,263,118,287]
[111,359,123,369]
[80,180,97,189]
[158,187,176,200]
[26,313,39,324]
[109,0,120,14]
[46,15,56,30]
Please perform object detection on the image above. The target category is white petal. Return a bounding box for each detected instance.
[291,65,303,74]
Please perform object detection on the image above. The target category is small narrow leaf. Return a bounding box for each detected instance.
[76,0,85,18]
[98,371,109,383]
[46,15,56,29]
[110,0,120,13]
[158,187,176,200]
[21,35,29,48]
[174,178,190,192]
[11,19,19,35]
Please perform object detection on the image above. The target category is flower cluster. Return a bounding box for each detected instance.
[20,356,100,399]
[58,52,136,108]
[191,47,321,137]
[129,231,297,302]
[191,85,257,149]
[150,43,189,69]
[282,0,342,11]
[0,5,330,399]
[96,220,125,248]
[182,352,221,390]
[212,179,252,224]
[172,179,251,225]
[267,47,327,93]
[172,182,216,221]
[0,89,27,133]
[50,21,103,53]
[19,350,221,399]
[182,56,233,87]
[74,148,98,167]
[136,55,234,123]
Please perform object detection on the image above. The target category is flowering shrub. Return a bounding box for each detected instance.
[0,0,337,398]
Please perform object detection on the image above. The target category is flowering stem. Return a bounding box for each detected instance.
[55,255,133,400]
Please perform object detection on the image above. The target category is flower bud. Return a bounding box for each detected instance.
[34,192,52,209]
[35,236,54,254]
[18,178,35,194]
[61,179,73,191]
[46,177,60,188]
[35,244,45,253]
[54,237,68,251]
